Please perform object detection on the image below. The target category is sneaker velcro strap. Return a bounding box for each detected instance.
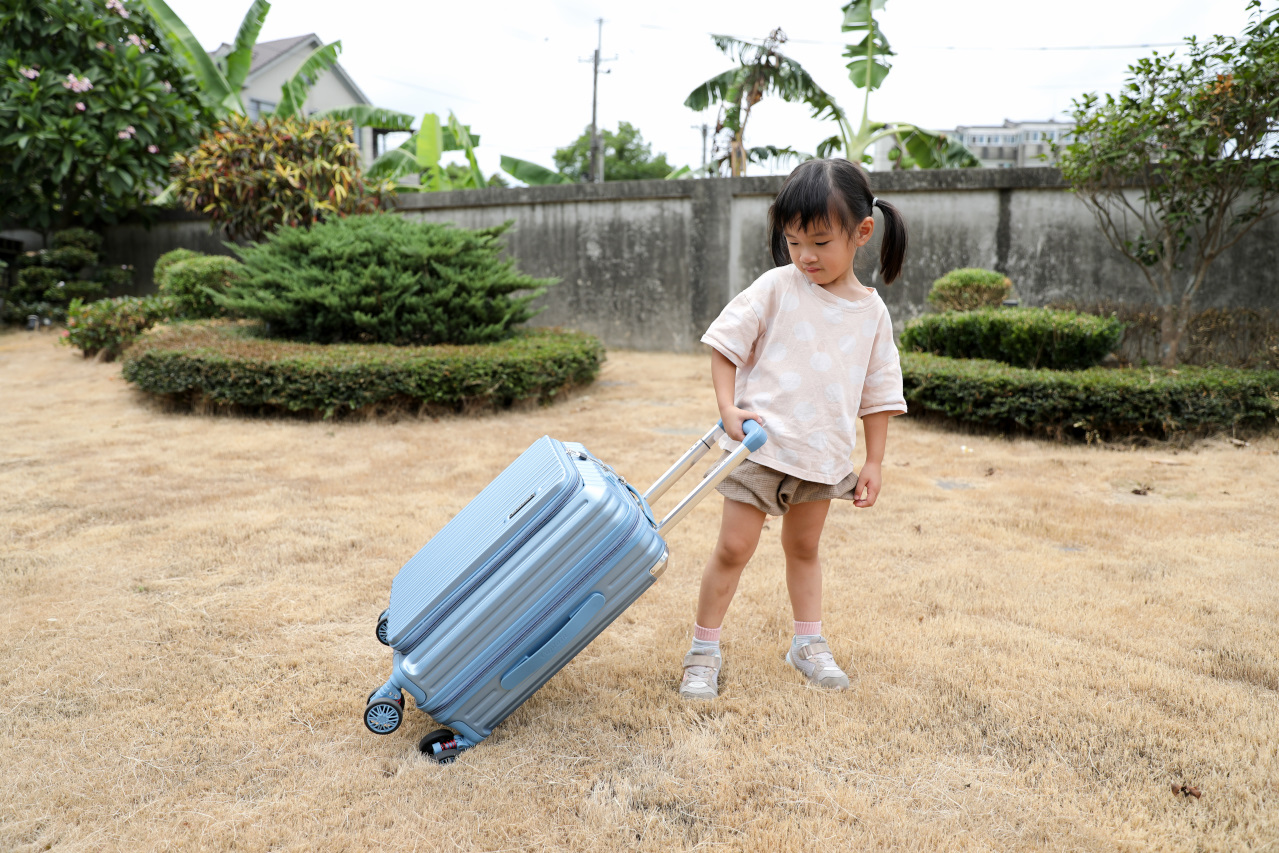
[795,642,831,660]
[683,653,718,669]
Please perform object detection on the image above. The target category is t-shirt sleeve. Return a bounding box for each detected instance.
[858,310,908,418]
[700,290,764,368]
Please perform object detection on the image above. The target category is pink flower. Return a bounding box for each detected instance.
[161,80,172,93]
[19,66,39,80]
[127,33,147,49]
[147,144,158,153]
[62,74,93,93]
[76,102,86,112]
[118,125,136,139]
[95,41,107,49]
[106,0,129,18]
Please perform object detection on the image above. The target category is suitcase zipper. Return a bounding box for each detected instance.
[395,464,584,655]
[427,510,644,714]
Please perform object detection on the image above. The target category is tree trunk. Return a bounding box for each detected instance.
[1158,296,1195,367]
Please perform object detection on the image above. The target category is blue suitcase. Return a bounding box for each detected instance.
[363,420,767,761]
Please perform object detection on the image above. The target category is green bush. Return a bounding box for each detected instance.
[154,249,205,288]
[50,228,102,254]
[901,352,1279,441]
[4,228,130,323]
[220,213,554,346]
[901,307,1125,370]
[159,256,244,319]
[927,268,1012,312]
[63,296,172,362]
[121,322,603,418]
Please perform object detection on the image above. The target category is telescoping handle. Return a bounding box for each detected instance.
[644,419,767,534]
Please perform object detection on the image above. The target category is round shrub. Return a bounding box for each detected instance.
[121,321,603,418]
[927,268,1012,312]
[159,256,244,319]
[219,213,555,346]
[63,295,171,362]
[901,352,1279,441]
[154,248,205,288]
[901,307,1125,370]
[50,228,102,254]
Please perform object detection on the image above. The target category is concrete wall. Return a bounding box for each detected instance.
[14,169,1276,350]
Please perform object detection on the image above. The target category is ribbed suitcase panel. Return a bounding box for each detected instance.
[400,457,644,707]
[386,436,579,648]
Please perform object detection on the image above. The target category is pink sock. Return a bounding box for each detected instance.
[693,623,721,642]
[794,620,822,638]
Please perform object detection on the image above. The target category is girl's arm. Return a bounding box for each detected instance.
[710,349,764,442]
[855,411,890,508]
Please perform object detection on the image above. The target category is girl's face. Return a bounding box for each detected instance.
[783,215,874,286]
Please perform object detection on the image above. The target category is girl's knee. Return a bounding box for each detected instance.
[714,534,757,569]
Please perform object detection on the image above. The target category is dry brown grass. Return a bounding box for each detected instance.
[3,327,1278,852]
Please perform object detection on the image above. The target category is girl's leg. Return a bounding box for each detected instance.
[780,500,831,622]
[780,500,848,689]
[694,498,767,629]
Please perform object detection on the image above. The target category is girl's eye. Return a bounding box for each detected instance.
[815,242,829,246]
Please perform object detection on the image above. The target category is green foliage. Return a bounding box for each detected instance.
[159,255,243,319]
[63,294,171,361]
[901,352,1279,441]
[219,213,554,346]
[927,268,1012,312]
[0,0,207,231]
[554,122,678,182]
[4,228,131,323]
[1057,2,1279,364]
[901,308,1124,370]
[153,248,204,286]
[121,322,604,418]
[171,115,392,243]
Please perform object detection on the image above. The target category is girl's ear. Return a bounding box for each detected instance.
[854,215,875,247]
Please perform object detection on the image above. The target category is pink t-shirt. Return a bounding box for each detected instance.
[700,265,907,484]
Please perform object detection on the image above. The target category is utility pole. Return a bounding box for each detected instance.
[580,19,616,183]
[692,123,709,174]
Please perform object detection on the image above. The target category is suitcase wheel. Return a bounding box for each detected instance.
[376,609,390,646]
[364,694,403,735]
[419,729,460,764]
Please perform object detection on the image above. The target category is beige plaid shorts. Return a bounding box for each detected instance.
[711,452,860,517]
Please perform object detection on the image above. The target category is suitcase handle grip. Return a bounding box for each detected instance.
[499,593,606,691]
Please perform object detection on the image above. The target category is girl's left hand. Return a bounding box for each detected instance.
[854,461,882,508]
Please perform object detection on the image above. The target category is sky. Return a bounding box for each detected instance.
[162,0,1257,179]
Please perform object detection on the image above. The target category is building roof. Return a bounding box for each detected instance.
[209,33,372,106]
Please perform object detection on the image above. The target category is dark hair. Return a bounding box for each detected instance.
[768,158,908,284]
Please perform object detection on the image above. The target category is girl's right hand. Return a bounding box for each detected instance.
[721,406,765,442]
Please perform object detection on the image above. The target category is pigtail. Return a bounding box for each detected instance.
[874,198,908,285]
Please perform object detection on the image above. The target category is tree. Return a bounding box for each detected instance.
[0,0,205,232]
[684,29,840,177]
[1058,1,1279,366]
[553,122,677,182]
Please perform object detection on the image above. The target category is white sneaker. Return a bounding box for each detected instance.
[679,651,721,700]
[786,639,849,690]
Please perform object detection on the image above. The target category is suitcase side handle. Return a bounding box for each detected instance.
[653,419,767,535]
[499,593,606,691]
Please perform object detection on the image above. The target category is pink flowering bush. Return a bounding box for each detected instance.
[0,0,206,231]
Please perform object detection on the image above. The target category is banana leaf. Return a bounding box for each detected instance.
[417,113,444,192]
[223,0,271,91]
[500,156,574,186]
[275,40,342,119]
[317,106,416,132]
[447,111,485,188]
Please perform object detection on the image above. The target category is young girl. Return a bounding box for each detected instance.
[679,158,909,699]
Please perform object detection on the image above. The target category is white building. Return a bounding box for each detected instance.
[209,34,379,163]
[871,118,1075,169]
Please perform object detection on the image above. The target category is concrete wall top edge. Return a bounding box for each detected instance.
[390,168,1071,211]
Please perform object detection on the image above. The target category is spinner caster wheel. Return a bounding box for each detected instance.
[376,609,391,646]
[364,694,403,735]
[419,729,460,764]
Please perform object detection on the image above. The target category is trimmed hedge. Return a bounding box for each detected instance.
[927,268,1012,312]
[901,307,1125,370]
[901,352,1279,441]
[121,321,604,418]
[63,295,171,361]
[154,248,205,287]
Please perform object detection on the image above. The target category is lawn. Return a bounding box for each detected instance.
[2,327,1277,851]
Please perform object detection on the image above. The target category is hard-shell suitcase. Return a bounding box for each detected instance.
[363,419,767,761]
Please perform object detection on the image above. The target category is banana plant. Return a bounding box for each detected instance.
[499,156,575,186]
[820,0,978,168]
[685,29,847,177]
[366,112,488,191]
